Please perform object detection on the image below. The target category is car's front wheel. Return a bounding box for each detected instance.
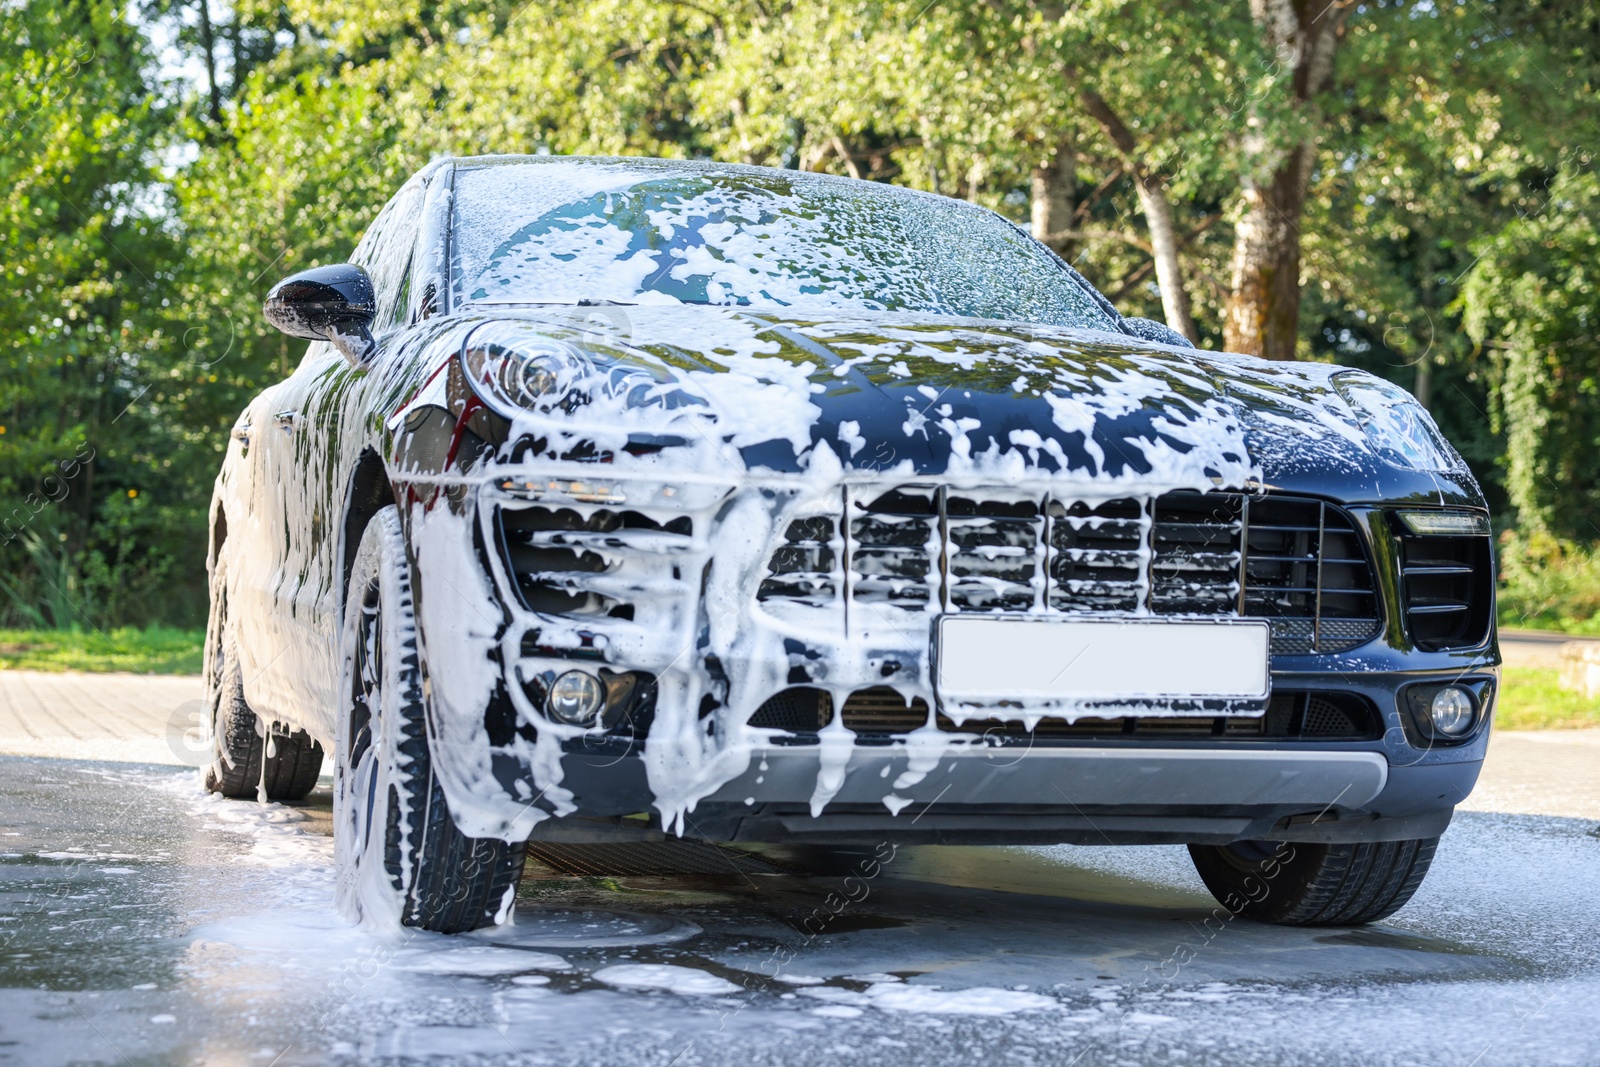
[334,506,526,932]
[1187,837,1438,926]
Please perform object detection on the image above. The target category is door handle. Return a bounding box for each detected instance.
[232,423,251,447]
[274,410,298,432]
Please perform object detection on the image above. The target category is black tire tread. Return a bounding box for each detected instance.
[348,505,526,934]
[1188,836,1438,927]
[404,771,527,932]
[206,650,325,801]
[204,552,325,801]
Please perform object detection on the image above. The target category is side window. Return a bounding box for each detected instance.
[350,176,426,334]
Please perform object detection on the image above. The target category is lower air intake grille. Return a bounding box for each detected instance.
[769,687,1381,740]
[1300,694,1370,738]
[749,688,830,731]
[840,686,931,731]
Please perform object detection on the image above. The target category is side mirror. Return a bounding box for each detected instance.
[1123,316,1195,349]
[264,264,378,366]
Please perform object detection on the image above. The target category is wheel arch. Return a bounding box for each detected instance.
[340,447,400,623]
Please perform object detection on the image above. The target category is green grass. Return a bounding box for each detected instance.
[1496,665,1600,731]
[0,627,204,675]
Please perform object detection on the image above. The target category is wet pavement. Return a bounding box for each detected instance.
[2,757,1598,1066]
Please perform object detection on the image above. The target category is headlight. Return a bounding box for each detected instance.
[1332,372,1458,471]
[1395,510,1491,537]
[461,321,594,417]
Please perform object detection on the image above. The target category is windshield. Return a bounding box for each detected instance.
[450,159,1121,331]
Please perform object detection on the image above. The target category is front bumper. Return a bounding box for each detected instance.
[531,657,1493,846]
[546,739,1474,845]
[405,471,1498,845]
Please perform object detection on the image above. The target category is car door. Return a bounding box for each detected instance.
[234,174,431,739]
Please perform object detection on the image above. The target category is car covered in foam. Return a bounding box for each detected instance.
[205,156,1499,932]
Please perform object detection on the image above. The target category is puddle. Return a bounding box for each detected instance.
[1314,929,1478,955]
[887,845,1215,909]
[788,912,906,935]
[468,906,702,949]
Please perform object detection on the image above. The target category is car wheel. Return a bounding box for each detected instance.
[1187,837,1439,926]
[335,505,526,932]
[204,554,324,801]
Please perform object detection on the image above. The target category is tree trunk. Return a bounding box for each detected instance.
[1223,0,1351,360]
[1134,176,1200,344]
[1224,142,1312,360]
[1030,142,1076,255]
[1414,356,1433,411]
[1079,90,1199,344]
[195,0,223,127]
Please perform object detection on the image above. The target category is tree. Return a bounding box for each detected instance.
[1221,0,1351,359]
[1461,169,1600,541]
[0,1,199,627]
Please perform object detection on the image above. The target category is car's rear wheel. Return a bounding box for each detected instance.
[204,553,323,800]
[334,506,526,932]
[1187,837,1438,926]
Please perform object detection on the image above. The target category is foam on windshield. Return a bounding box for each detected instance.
[452,158,1120,331]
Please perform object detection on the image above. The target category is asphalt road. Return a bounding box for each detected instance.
[0,669,1597,1066]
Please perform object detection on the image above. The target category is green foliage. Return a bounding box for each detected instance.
[1497,529,1600,634]
[0,531,84,630]
[1462,169,1600,541]
[0,1,207,628]
[1,0,1597,631]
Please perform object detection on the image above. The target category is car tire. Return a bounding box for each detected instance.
[335,505,526,933]
[204,554,324,801]
[1187,837,1438,926]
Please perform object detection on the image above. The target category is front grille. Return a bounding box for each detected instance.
[760,487,1382,656]
[758,516,838,606]
[1049,498,1146,611]
[848,487,940,611]
[1398,530,1492,650]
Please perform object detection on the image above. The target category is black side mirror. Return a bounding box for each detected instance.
[1123,316,1195,349]
[264,264,378,366]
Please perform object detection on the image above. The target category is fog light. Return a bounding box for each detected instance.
[1429,686,1475,736]
[548,670,605,725]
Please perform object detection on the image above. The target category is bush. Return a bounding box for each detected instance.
[1497,528,1600,634]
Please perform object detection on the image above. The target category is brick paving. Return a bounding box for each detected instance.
[0,669,202,765]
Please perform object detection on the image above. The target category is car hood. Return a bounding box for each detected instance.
[424,304,1482,506]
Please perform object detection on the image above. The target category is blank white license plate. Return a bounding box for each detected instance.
[937,616,1270,701]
